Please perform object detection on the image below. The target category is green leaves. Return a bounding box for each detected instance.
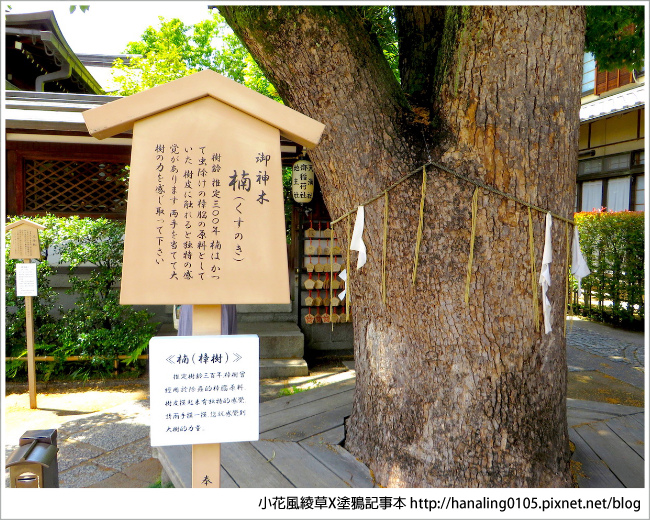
[574,210,644,326]
[69,5,90,14]
[110,11,279,101]
[5,216,158,381]
[585,6,644,72]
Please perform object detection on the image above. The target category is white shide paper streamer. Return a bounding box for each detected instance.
[539,213,553,334]
[571,226,591,299]
[350,206,367,269]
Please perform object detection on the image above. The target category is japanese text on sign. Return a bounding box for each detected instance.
[16,263,38,297]
[9,228,41,259]
[152,144,274,282]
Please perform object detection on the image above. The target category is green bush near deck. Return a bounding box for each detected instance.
[5,216,159,381]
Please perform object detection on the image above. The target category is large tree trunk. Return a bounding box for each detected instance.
[220,5,584,487]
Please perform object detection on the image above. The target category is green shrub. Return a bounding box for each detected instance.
[5,215,159,381]
[573,210,644,327]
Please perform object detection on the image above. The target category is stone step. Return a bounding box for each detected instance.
[155,314,308,379]
[237,321,304,360]
[260,359,309,378]
[236,303,296,323]
[240,322,307,377]
[158,321,304,359]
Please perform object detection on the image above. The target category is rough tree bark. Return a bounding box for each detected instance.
[220,6,584,487]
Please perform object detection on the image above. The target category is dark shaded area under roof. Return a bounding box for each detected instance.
[5,10,104,94]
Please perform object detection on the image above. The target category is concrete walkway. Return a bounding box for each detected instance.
[4,318,644,488]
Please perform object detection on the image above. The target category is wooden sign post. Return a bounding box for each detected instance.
[84,70,324,488]
[6,219,46,409]
[191,304,222,488]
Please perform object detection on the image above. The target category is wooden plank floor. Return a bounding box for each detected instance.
[155,374,367,488]
[567,399,645,488]
[155,378,644,488]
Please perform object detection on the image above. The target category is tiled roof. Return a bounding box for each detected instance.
[580,83,646,122]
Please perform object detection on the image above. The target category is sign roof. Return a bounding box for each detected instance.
[83,70,325,149]
[5,219,46,232]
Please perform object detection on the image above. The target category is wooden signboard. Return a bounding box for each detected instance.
[121,97,288,304]
[84,70,325,305]
[84,70,325,488]
[5,220,46,409]
[6,220,44,260]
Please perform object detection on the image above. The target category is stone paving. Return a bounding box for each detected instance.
[566,325,645,370]
[5,398,160,488]
[566,316,645,372]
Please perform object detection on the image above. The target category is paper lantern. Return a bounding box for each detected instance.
[292,158,314,203]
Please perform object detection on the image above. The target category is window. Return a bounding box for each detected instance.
[595,67,635,95]
[22,158,129,216]
[581,180,602,212]
[578,175,645,213]
[7,142,133,218]
[634,174,644,211]
[582,52,596,95]
[578,157,602,176]
[582,51,638,97]
[604,154,631,171]
[606,176,631,211]
[633,149,645,166]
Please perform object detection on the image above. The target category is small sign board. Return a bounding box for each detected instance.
[16,263,38,297]
[149,335,260,447]
[6,220,44,259]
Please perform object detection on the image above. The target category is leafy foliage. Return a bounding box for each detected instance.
[358,6,400,81]
[573,210,644,327]
[5,216,159,381]
[585,5,644,72]
[69,5,90,14]
[111,6,644,110]
[111,11,279,100]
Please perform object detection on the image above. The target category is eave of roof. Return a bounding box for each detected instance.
[5,10,104,95]
[5,91,125,133]
[580,83,646,123]
[4,91,306,161]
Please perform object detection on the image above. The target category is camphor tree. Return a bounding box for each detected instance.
[219,5,584,488]
[112,5,643,487]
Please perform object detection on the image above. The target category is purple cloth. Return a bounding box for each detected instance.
[177,305,237,336]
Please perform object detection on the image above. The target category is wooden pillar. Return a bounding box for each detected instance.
[191,304,222,488]
[24,258,37,409]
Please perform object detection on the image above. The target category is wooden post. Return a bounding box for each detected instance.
[6,220,45,410]
[191,305,222,488]
[24,259,37,410]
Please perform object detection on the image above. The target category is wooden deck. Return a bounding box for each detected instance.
[567,398,645,488]
[155,376,644,488]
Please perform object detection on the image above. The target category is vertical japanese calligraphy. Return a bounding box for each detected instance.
[154,144,231,282]
[8,227,42,259]
[120,96,290,304]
